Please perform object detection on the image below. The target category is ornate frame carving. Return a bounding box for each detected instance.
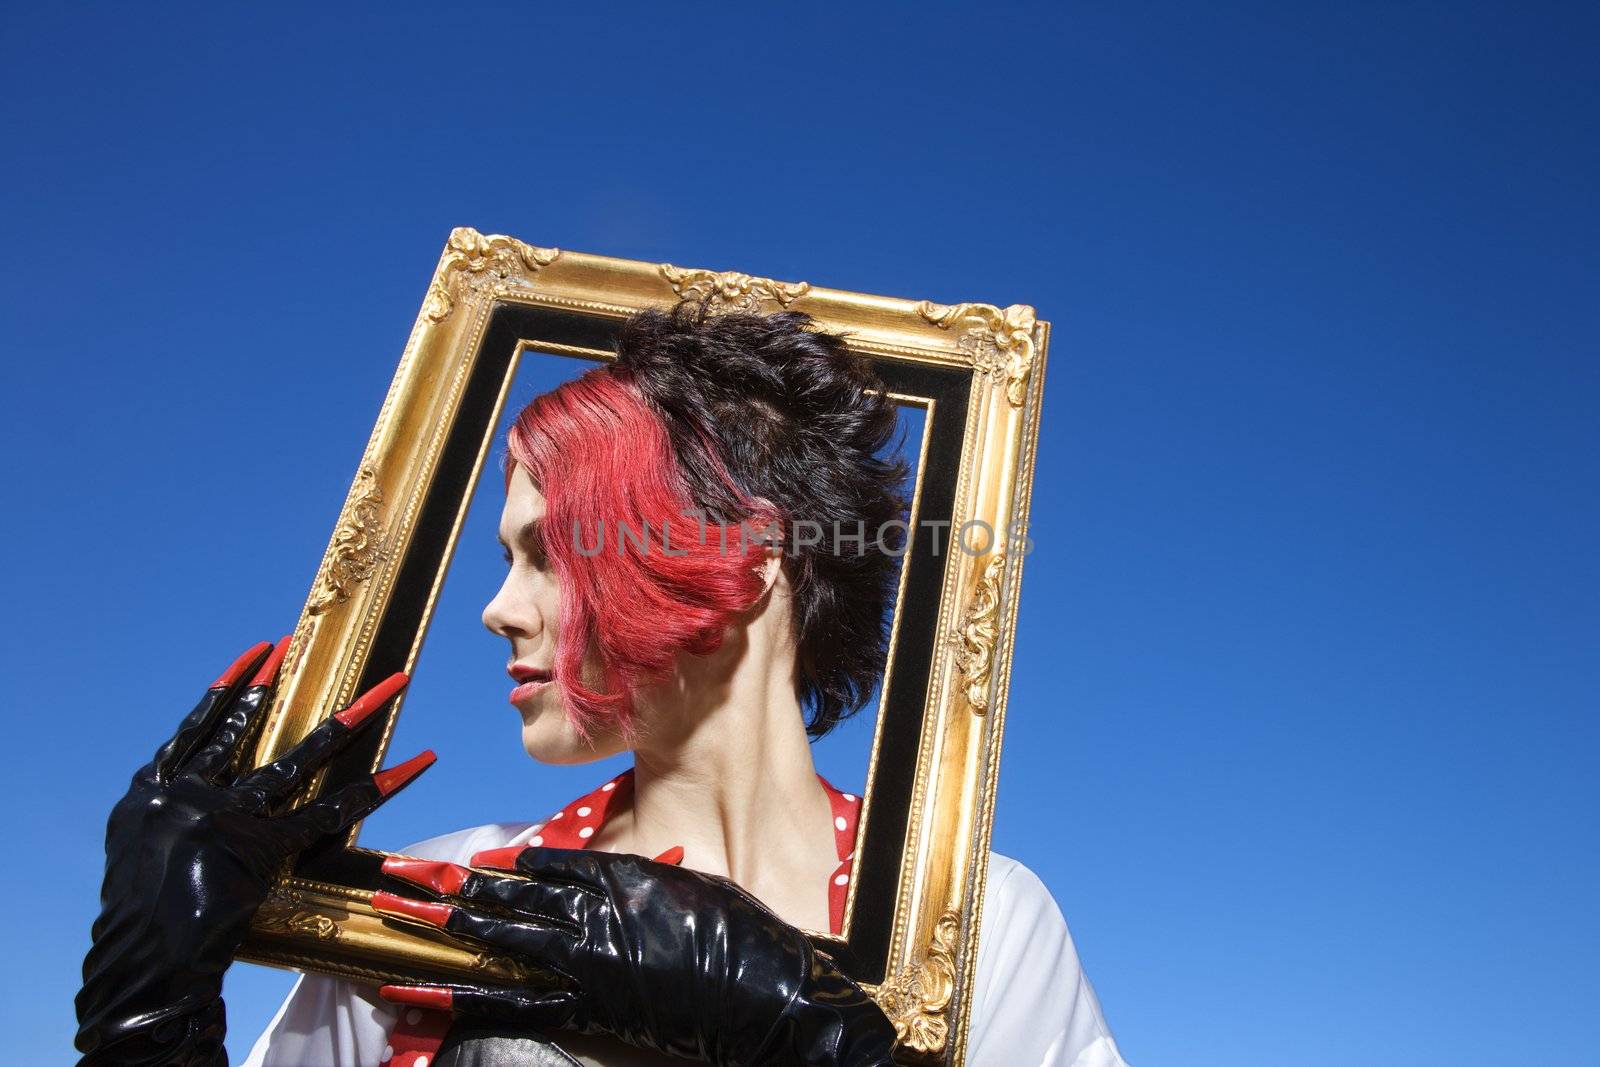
[237,228,1051,1065]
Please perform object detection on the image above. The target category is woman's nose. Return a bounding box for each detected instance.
[482,575,535,638]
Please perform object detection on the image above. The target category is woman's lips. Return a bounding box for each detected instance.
[508,662,550,705]
[510,678,552,705]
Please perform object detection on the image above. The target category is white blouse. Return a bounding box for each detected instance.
[242,822,1128,1067]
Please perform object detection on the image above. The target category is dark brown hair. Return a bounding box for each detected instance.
[610,299,911,737]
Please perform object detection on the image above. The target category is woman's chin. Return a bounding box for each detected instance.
[520,712,623,765]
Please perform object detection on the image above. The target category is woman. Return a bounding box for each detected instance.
[76,303,1128,1067]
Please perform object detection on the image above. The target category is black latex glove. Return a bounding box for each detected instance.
[371,845,899,1067]
[74,638,434,1067]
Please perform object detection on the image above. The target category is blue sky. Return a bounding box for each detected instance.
[3,4,1596,1064]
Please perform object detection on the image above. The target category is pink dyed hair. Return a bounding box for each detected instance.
[503,367,780,741]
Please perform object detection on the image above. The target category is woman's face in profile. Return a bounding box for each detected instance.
[483,463,627,765]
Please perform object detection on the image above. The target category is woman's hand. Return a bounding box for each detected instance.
[372,846,898,1067]
[74,638,434,1067]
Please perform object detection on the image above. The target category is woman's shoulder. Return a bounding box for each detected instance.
[979,853,1076,938]
[970,852,1130,1067]
[975,852,1076,978]
[390,821,545,863]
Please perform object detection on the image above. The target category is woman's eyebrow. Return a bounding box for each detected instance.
[496,519,544,553]
[521,518,545,547]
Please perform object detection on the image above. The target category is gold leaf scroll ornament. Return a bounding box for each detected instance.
[659,264,810,312]
[875,911,959,1053]
[283,464,388,679]
[951,552,1005,714]
[424,227,561,324]
[256,888,341,942]
[918,301,1037,408]
[469,951,535,984]
[308,464,388,615]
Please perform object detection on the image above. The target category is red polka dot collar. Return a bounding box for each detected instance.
[379,768,862,1067]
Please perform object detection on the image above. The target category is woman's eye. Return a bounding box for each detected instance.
[501,545,547,570]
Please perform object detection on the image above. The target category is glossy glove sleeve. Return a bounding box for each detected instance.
[74,639,432,1067]
[373,846,899,1067]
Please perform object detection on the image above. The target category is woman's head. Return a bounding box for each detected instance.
[482,299,910,762]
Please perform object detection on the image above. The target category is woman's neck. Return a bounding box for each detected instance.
[592,617,839,930]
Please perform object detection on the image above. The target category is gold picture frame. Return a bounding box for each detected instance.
[237,227,1050,1066]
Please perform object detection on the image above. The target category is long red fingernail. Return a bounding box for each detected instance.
[371,891,452,929]
[382,856,470,895]
[334,672,410,728]
[469,845,526,871]
[379,985,454,1011]
[247,635,293,688]
[374,750,436,796]
[653,846,685,866]
[213,641,273,689]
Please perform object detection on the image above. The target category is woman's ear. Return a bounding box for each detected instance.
[755,550,783,597]
[741,507,785,599]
